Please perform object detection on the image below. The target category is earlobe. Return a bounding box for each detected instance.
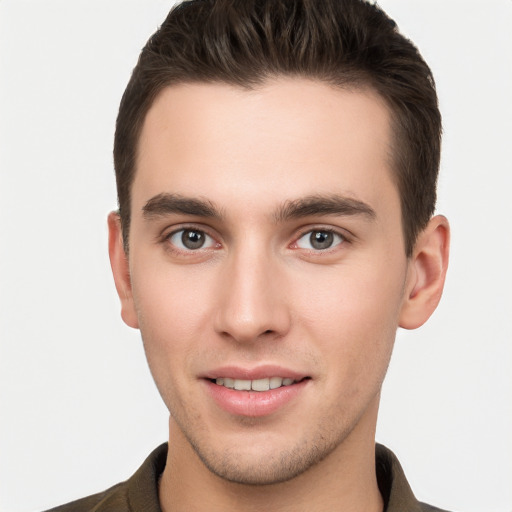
[107,212,139,329]
[399,215,450,330]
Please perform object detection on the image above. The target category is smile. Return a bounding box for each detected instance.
[214,377,298,391]
[206,375,310,417]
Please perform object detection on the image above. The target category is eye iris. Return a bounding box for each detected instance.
[182,229,205,249]
[310,231,333,250]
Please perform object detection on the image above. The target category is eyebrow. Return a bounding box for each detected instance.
[141,192,376,223]
[142,193,223,220]
[274,194,376,222]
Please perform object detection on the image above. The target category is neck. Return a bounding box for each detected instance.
[159,400,383,512]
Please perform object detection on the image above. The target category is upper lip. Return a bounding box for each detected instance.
[202,365,309,381]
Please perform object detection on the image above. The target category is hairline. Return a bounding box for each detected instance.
[120,74,412,255]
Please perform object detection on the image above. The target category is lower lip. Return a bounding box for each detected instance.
[204,379,309,417]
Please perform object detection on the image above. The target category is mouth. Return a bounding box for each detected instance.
[204,372,311,417]
[203,366,311,416]
[210,376,308,392]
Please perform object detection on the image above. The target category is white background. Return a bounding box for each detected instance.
[1,1,511,511]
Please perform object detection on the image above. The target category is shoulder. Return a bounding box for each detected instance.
[43,482,128,512]
[418,504,453,512]
[42,444,168,512]
[376,444,454,512]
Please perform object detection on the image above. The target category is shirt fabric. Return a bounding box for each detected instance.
[44,443,451,512]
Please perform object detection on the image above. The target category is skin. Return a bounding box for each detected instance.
[109,79,449,512]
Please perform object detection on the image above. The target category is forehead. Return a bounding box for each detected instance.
[133,78,397,217]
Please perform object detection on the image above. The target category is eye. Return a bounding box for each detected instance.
[295,229,345,251]
[167,228,217,251]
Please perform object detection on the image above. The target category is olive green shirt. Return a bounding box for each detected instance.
[45,443,451,512]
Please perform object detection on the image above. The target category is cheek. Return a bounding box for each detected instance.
[130,263,216,386]
[298,257,405,325]
[132,258,214,335]
[294,260,405,379]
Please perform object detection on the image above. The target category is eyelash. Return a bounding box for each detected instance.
[291,227,349,252]
[160,225,351,255]
[162,225,220,254]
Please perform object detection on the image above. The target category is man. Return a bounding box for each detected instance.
[49,0,450,510]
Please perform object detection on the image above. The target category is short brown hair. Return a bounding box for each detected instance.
[114,0,441,256]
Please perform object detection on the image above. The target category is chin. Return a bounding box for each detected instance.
[187,429,346,486]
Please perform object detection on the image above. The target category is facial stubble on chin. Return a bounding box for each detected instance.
[172,411,354,486]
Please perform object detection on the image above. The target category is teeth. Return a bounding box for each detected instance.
[215,377,296,391]
[234,379,252,391]
[251,378,269,391]
[269,377,283,389]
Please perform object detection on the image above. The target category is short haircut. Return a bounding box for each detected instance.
[114,0,441,256]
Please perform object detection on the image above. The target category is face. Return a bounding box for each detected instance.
[115,79,415,484]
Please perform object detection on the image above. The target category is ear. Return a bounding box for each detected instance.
[107,212,139,329]
[399,215,450,330]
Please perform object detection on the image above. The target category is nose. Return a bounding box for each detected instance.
[213,245,291,344]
